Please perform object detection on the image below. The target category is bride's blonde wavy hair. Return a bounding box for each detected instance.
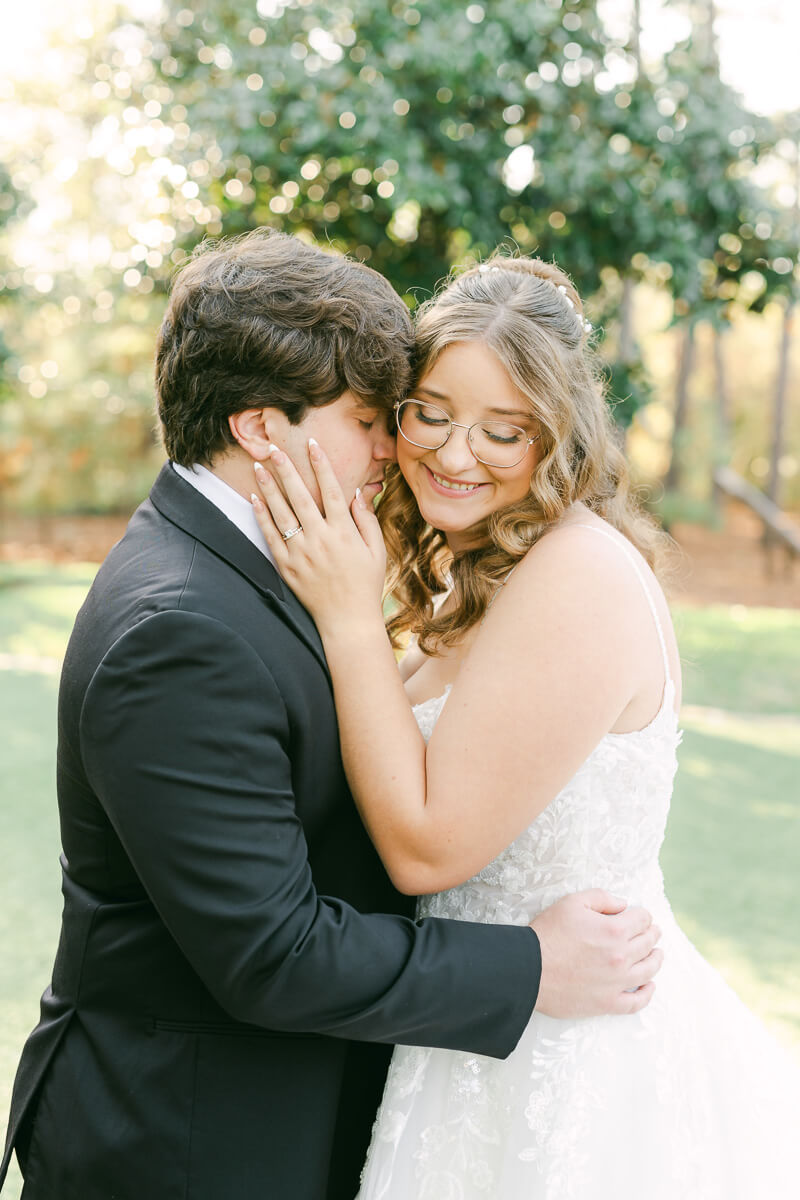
[380,252,669,653]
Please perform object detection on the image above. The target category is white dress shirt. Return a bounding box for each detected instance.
[171,461,276,567]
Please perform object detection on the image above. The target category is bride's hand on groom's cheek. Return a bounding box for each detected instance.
[251,441,387,634]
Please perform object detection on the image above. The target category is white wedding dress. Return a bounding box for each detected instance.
[358,529,800,1200]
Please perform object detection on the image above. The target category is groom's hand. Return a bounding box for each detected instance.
[531,889,662,1018]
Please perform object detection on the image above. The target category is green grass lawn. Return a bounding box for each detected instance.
[674,603,800,713]
[664,603,800,1053]
[1,564,798,1196]
[0,565,97,1200]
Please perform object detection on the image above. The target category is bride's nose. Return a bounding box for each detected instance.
[431,425,479,474]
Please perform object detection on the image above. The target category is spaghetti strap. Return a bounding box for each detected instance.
[572,523,672,687]
[481,564,519,624]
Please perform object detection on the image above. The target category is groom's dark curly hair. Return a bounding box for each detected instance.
[156,228,414,466]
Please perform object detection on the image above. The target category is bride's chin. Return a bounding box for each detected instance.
[421,511,488,549]
[418,506,469,534]
[407,487,486,542]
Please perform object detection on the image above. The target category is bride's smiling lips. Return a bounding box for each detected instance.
[422,463,489,498]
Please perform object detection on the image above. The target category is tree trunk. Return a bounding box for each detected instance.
[704,0,719,69]
[711,324,731,518]
[769,144,800,511]
[767,298,794,508]
[665,322,695,493]
[619,274,636,364]
[630,0,641,74]
[687,0,719,67]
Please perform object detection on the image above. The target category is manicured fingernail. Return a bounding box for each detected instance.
[308,437,321,461]
[254,461,266,475]
[250,492,264,510]
[268,443,285,464]
[355,486,365,507]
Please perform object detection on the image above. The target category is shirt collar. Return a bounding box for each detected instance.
[171,461,276,566]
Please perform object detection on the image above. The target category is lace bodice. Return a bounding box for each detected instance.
[413,681,680,929]
[413,524,681,927]
[359,526,800,1200]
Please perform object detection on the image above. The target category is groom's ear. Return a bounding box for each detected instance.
[228,408,272,460]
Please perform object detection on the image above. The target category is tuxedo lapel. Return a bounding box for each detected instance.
[149,463,329,676]
[267,586,327,670]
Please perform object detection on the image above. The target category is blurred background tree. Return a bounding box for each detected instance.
[0,164,26,410]
[0,0,797,516]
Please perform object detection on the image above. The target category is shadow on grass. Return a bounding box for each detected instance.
[0,670,63,1200]
[0,565,97,664]
[675,604,800,714]
[663,722,800,1044]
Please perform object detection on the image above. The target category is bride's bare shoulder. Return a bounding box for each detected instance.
[510,514,635,590]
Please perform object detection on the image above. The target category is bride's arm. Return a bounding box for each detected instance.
[253,444,642,896]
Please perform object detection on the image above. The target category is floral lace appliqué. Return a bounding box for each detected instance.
[357,686,800,1200]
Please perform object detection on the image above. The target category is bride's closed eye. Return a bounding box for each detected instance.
[412,403,449,426]
[484,425,526,445]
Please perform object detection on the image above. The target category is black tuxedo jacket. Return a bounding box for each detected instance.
[1,463,540,1200]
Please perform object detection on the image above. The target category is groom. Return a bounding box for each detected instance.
[1,230,661,1200]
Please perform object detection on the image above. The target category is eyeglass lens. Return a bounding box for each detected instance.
[396,400,530,467]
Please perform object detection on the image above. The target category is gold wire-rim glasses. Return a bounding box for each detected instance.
[394,399,540,469]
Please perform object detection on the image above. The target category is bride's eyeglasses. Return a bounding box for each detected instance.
[394,400,540,469]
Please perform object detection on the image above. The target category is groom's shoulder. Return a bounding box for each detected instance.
[91,497,282,641]
[93,494,199,606]
[73,466,294,665]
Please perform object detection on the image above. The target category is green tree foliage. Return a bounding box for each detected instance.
[134,0,788,422]
[1,0,794,509]
[140,4,784,295]
[140,0,613,298]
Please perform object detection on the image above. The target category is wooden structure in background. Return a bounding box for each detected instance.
[713,467,800,577]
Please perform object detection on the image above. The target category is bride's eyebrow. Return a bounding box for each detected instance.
[488,406,530,418]
[417,385,529,421]
[415,384,449,400]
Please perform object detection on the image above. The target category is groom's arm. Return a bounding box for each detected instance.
[80,608,539,1059]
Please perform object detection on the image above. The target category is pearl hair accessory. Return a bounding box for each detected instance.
[556,284,593,334]
[476,263,592,334]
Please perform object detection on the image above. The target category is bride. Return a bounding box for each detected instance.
[252,254,800,1198]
